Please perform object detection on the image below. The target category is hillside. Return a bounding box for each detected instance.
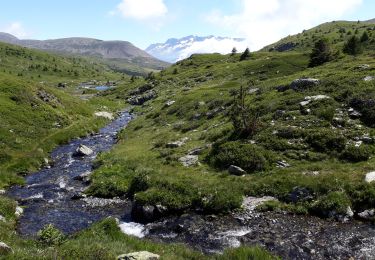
[89,23,375,257]
[262,20,375,52]
[0,33,169,76]
[0,41,126,189]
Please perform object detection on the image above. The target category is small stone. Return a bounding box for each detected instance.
[94,111,114,120]
[15,206,23,217]
[0,215,5,222]
[365,171,375,183]
[276,160,290,168]
[117,251,160,260]
[363,76,375,82]
[0,190,5,195]
[179,155,199,167]
[165,100,175,106]
[0,242,13,255]
[358,209,375,220]
[355,64,370,70]
[228,165,246,175]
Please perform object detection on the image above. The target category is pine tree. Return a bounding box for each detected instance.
[343,36,363,55]
[360,31,369,42]
[240,48,251,61]
[231,47,237,56]
[309,38,333,67]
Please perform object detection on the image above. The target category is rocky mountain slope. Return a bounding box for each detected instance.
[0,33,169,76]
[146,35,247,63]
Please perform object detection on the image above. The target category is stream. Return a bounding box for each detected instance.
[6,112,375,259]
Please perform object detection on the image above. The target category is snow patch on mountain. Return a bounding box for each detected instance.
[146,35,248,63]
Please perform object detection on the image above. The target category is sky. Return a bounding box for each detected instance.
[0,0,374,51]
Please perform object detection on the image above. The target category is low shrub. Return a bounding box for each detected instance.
[209,141,274,173]
[38,224,65,246]
[310,191,351,217]
[305,130,346,153]
[341,145,371,162]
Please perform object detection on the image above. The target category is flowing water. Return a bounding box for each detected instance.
[7,111,133,235]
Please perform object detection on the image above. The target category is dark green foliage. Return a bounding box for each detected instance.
[305,130,346,153]
[37,224,65,246]
[341,145,371,162]
[209,141,273,173]
[310,191,351,217]
[309,38,334,67]
[230,86,260,138]
[360,31,369,42]
[127,170,151,198]
[343,36,363,55]
[240,48,251,61]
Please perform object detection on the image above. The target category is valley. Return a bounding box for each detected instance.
[0,17,375,260]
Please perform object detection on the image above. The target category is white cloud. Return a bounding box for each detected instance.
[206,0,363,50]
[116,0,168,20]
[177,38,248,61]
[2,22,29,39]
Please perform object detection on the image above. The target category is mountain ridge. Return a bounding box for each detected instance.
[0,33,169,75]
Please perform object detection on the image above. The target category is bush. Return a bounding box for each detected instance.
[343,36,363,55]
[305,130,346,153]
[341,145,371,162]
[209,141,274,173]
[38,224,65,246]
[310,192,351,218]
[309,38,334,67]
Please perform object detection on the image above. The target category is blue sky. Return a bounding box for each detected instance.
[0,0,374,49]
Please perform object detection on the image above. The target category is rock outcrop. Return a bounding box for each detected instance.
[117,251,160,260]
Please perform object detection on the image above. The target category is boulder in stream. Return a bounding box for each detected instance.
[73,144,93,157]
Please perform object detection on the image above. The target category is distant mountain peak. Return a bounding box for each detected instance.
[146,35,247,63]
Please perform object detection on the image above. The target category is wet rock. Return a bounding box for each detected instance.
[15,206,23,217]
[117,251,160,260]
[179,155,199,167]
[365,171,375,183]
[131,204,156,224]
[73,144,93,157]
[287,187,314,203]
[228,165,246,176]
[94,112,114,120]
[71,193,87,200]
[0,242,12,255]
[346,206,354,218]
[363,76,375,82]
[358,209,375,220]
[290,78,320,91]
[82,197,124,207]
[73,171,91,183]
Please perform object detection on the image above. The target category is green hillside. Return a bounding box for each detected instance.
[262,20,375,52]
[93,28,375,220]
[0,42,126,189]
